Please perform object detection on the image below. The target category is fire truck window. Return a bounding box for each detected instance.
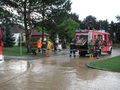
[94,35,102,40]
[94,35,97,40]
[76,35,80,40]
[104,35,107,40]
[108,35,112,41]
[98,35,102,40]
[76,35,88,40]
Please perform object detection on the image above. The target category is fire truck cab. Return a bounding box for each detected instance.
[74,29,112,56]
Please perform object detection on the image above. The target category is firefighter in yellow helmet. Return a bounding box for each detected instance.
[46,40,52,56]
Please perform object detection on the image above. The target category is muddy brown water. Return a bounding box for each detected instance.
[0,48,120,90]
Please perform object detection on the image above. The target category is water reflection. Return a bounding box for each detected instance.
[61,57,101,81]
[0,60,28,85]
[1,48,120,90]
[4,60,27,72]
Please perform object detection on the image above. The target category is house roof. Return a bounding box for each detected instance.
[11,24,49,36]
[31,30,49,36]
[11,24,25,33]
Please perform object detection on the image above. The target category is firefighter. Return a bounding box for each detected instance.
[57,43,62,52]
[53,40,58,54]
[42,38,47,54]
[88,40,95,59]
[46,40,52,56]
[69,40,76,57]
[95,39,101,59]
[37,38,42,53]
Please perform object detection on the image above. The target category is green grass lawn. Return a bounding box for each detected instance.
[113,43,120,48]
[89,56,120,71]
[3,46,39,56]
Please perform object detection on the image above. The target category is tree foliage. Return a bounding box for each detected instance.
[0,0,71,53]
[58,18,79,41]
[83,15,97,29]
[116,15,120,21]
[4,26,15,47]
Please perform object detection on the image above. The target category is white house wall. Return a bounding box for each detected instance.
[13,33,20,46]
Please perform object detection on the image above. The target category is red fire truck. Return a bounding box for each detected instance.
[74,29,112,56]
[0,27,4,61]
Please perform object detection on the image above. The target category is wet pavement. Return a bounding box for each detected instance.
[0,48,120,90]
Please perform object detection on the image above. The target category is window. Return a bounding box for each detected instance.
[108,35,112,41]
[94,34,102,40]
[76,35,88,41]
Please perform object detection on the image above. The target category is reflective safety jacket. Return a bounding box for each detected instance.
[37,40,42,48]
[47,41,52,50]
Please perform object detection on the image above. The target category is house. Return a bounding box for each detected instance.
[11,24,25,46]
[31,30,49,48]
[11,25,49,47]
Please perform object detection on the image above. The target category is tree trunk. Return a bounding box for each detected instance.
[23,0,31,53]
[25,32,32,53]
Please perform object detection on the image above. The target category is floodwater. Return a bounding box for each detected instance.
[0,48,120,90]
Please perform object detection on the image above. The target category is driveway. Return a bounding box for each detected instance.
[0,48,120,90]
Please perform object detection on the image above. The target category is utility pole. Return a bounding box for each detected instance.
[42,0,45,41]
[41,0,45,54]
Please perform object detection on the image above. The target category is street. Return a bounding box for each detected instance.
[0,48,120,90]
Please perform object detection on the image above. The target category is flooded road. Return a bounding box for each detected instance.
[0,48,120,90]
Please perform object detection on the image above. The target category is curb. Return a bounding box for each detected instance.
[86,63,120,72]
[4,52,69,60]
[4,56,45,60]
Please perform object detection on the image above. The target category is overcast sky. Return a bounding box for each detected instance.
[71,0,120,22]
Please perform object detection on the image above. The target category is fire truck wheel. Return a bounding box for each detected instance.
[108,48,112,55]
[79,52,86,56]
[99,49,101,56]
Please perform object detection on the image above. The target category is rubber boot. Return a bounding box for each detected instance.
[46,50,49,56]
[74,55,76,57]
[48,51,51,56]
[89,54,91,59]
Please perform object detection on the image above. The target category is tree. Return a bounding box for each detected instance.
[109,21,116,42]
[0,0,72,53]
[116,15,120,21]
[115,23,120,43]
[97,20,109,30]
[4,26,15,47]
[41,0,71,38]
[34,0,72,41]
[58,18,79,42]
[83,15,97,29]
[115,16,120,43]
[68,13,80,23]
